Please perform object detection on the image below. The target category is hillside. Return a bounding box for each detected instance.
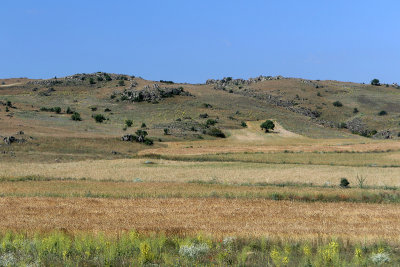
[0,73,399,163]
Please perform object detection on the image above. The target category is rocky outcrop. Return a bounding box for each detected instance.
[206,75,285,86]
[119,84,191,103]
[373,130,394,139]
[2,136,26,145]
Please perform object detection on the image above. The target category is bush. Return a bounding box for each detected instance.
[160,80,174,84]
[202,103,212,108]
[5,106,9,112]
[340,178,350,188]
[125,120,133,127]
[71,112,81,121]
[260,120,275,133]
[54,107,61,114]
[97,76,103,81]
[199,113,209,119]
[118,80,125,86]
[104,108,111,112]
[66,107,73,114]
[371,79,380,86]
[89,78,96,85]
[353,107,359,114]
[93,114,106,123]
[91,107,97,111]
[163,128,170,135]
[333,101,343,107]
[104,74,112,81]
[141,122,147,128]
[241,121,247,128]
[378,110,387,116]
[6,101,12,107]
[206,119,217,126]
[207,127,226,138]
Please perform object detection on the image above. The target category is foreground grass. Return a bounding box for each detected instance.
[0,231,398,266]
[0,179,399,204]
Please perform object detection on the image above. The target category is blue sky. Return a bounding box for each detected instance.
[1,0,399,83]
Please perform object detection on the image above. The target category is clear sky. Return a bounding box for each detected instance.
[1,0,399,84]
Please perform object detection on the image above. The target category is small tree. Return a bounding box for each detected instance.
[241,121,247,128]
[353,107,359,114]
[260,120,275,133]
[89,77,96,85]
[71,112,81,121]
[378,110,387,116]
[333,101,343,107]
[371,79,380,86]
[340,178,350,188]
[141,122,147,128]
[94,114,106,123]
[163,128,170,135]
[6,101,12,107]
[125,119,133,127]
[135,129,148,142]
[54,107,61,114]
[66,107,73,114]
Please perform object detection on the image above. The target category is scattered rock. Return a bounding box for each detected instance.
[373,130,393,139]
[121,134,135,142]
[118,84,191,103]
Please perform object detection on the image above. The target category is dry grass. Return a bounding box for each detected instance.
[1,197,400,241]
[1,158,400,186]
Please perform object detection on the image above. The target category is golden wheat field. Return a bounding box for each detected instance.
[2,158,400,186]
[1,197,399,242]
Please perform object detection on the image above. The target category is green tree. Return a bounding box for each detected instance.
[125,119,133,127]
[260,120,275,133]
[71,112,81,121]
[371,79,380,86]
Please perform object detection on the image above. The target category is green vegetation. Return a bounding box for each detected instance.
[125,119,133,127]
[378,110,388,116]
[241,121,247,128]
[93,114,106,123]
[118,80,125,86]
[71,112,81,121]
[40,107,62,113]
[340,178,350,188]
[371,78,380,86]
[260,120,275,132]
[0,232,397,266]
[207,127,226,138]
[333,101,343,107]
[206,119,217,126]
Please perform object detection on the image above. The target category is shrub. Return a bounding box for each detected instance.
[89,78,96,85]
[118,80,125,86]
[333,101,343,107]
[5,106,9,112]
[71,112,81,121]
[371,78,380,86]
[54,107,61,114]
[241,121,247,128]
[104,74,112,81]
[378,110,387,116]
[141,122,147,128]
[125,120,133,127]
[353,107,359,114]
[97,76,103,81]
[317,92,321,97]
[93,114,106,123]
[202,103,212,108]
[179,243,209,260]
[260,120,275,132]
[90,107,97,111]
[160,80,174,84]
[206,119,217,126]
[104,108,111,112]
[207,127,226,138]
[6,101,12,107]
[163,128,170,135]
[66,107,73,114]
[199,113,209,119]
[340,178,350,188]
